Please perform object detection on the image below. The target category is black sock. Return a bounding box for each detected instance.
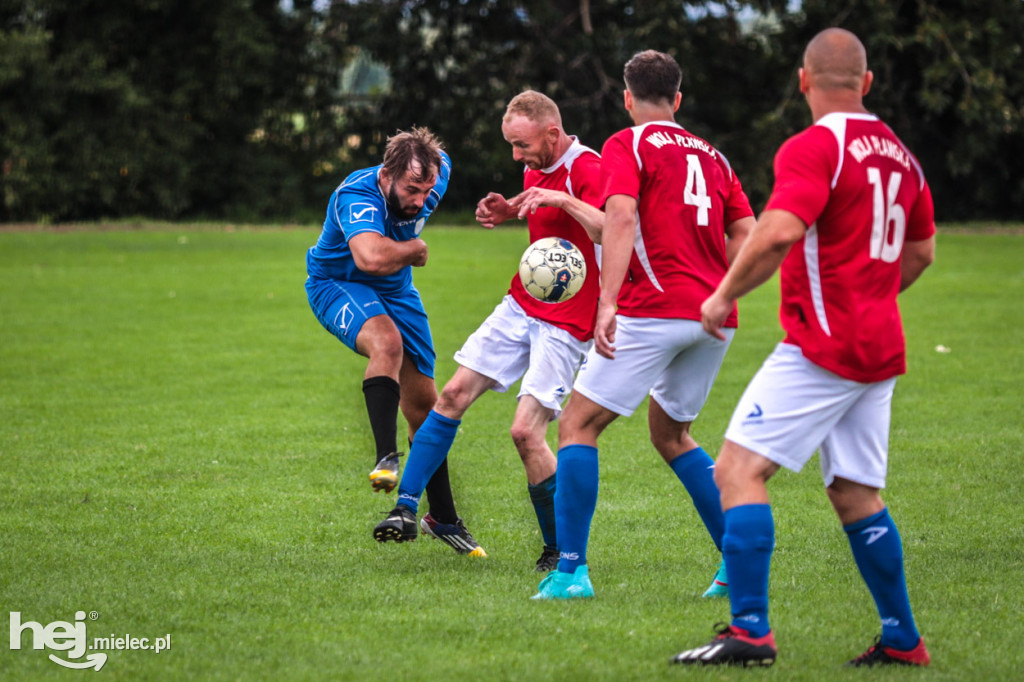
[528,474,558,551]
[424,458,458,524]
[362,376,400,464]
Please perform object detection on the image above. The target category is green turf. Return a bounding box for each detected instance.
[1,226,1021,680]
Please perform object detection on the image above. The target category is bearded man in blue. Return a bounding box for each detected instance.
[306,127,484,556]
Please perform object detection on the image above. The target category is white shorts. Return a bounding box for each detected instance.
[573,316,734,420]
[454,295,591,417]
[725,343,896,488]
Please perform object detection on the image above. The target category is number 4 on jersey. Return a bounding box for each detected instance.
[867,167,906,262]
[684,154,711,226]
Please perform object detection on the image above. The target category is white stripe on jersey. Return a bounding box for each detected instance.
[804,224,831,336]
[339,169,377,191]
[633,211,664,292]
[627,124,665,292]
[818,115,849,189]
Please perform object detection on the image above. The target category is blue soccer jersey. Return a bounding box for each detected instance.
[306,151,451,294]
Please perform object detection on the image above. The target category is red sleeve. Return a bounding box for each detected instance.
[765,128,835,226]
[600,133,640,208]
[571,152,604,208]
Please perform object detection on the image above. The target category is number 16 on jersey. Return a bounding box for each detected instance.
[867,166,906,263]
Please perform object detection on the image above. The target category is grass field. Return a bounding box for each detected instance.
[1,224,1022,680]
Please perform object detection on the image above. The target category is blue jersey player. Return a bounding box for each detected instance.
[305,127,484,556]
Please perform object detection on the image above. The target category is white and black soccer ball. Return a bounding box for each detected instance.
[518,237,586,303]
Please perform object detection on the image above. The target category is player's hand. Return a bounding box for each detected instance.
[508,188,561,220]
[700,291,732,341]
[594,298,618,359]
[409,238,429,267]
[475,192,511,229]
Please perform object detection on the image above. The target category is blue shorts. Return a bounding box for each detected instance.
[305,276,436,378]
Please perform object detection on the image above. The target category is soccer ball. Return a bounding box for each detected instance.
[518,237,586,303]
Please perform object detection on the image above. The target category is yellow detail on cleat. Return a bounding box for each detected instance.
[468,546,488,558]
[369,471,397,493]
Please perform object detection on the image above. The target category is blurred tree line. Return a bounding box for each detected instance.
[2,0,1021,223]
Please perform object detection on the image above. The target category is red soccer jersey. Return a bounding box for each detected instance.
[508,138,602,341]
[766,112,936,382]
[600,121,753,324]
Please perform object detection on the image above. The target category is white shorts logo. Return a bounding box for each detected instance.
[743,403,765,425]
[333,303,354,332]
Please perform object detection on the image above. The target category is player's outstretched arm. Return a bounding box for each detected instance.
[701,209,804,339]
[508,188,605,244]
[475,192,517,229]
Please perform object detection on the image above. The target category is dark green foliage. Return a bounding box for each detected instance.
[1,0,1021,221]
[786,0,1024,219]
[338,0,795,210]
[0,0,341,221]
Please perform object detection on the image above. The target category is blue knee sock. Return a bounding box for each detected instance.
[668,447,725,551]
[844,508,920,650]
[554,444,598,573]
[528,474,558,550]
[395,410,460,514]
[723,504,775,637]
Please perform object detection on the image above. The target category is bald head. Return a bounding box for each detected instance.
[803,28,868,92]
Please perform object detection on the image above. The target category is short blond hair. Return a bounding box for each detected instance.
[503,90,563,127]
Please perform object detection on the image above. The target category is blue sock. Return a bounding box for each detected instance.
[395,410,460,514]
[528,474,558,550]
[554,444,598,574]
[723,504,774,637]
[668,447,725,552]
[844,508,920,651]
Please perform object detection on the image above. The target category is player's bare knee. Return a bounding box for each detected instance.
[436,382,472,418]
[509,422,541,456]
[364,330,404,366]
[713,451,759,494]
[827,480,883,524]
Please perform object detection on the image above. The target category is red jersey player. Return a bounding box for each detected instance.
[374,91,604,571]
[674,28,935,668]
[533,50,755,601]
